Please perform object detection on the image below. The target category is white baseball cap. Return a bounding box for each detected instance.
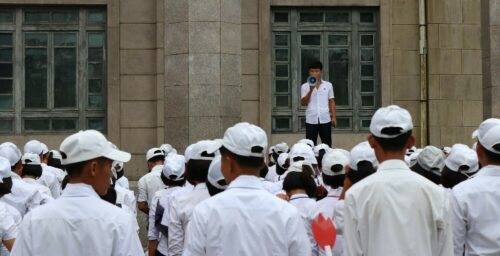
[268,146,275,155]
[49,150,63,160]
[41,143,49,155]
[474,118,500,154]
[208,122,267,158]
[322,149,350,176]
[162,154,185,181]
[417,146,445,175]
[370,105,413,138]
[207,155,227,190]
[112,161,124,173]
[22,153,41,165]
[407,148,423,167]
[289,143,317,165]
[191,140,219,160]
[287,160,313,174]
[298,139,314,148]
[273,142,289,154]
[59,130,131,165]
[277,153,289,168]
[0,144,22,166]
[184,144,195,163]
[0,156,12,182]
[160,144,177,156]
[445,146,479,173]
[24,140,44,155]
[146,147,164,162]
[349,141,378,171]
[442,147,452,155]
[314,144,331,157]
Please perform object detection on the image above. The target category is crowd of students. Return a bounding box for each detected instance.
[0,104,499,256]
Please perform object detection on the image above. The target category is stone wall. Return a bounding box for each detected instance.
[482,0,500,119]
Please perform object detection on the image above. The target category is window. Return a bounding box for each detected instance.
[0,7,106,133]
[271,8,380,133]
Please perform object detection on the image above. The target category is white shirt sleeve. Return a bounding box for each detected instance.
[137,177,147,203]
[48,177,61,199]
[328,83,334,99]
[436,192,453,256]
[182,207,207,256]
[168,199,185,256]
[451,191,466,256]
[26,190,43,213]
[332,200,345,235]
[0,213,17,241]
[10,213,33,255]
[301,83,309,99]
[344,194,363,256]
[148,196,160,241]
[287,211,313,256]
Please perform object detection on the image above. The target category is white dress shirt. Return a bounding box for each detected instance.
[11,183,143,256]
[115,184,137,217]
[0,173,43,216]
[289,194,318,256]
[265,165,278,181]
[150,187,183,255]
[116,176,130,189]
[301,80,334,124]
[0,202,17,242]
[160,186,193,227]
[0,201,21,256]
[22,178,54,204]
[344,159,452,256]
[37,165,61,198]
[183,175,311,256]
[168,183,210,256]
[312,187,344,256]
[137,165,165,206]
[41,163,66,186]
[451,165,500,256]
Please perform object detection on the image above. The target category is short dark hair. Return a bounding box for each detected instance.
[483,143,500,163]
[322,173,345,188]
[0,177,13,196]
[185,159,211,184]
[308,60,323,70]
[348,161,376,184]
[148,155,165,163]
[206,181,225,196]
[259,165,269,178]
[441,166,471,188]
[21,164,42,178]
[373,130,412,152]
[283,171,317,198]
[64,157,108,179]
[160,172,186,187]
[47,151,63,170]
[219,146,265,170]
[411,163,441,185]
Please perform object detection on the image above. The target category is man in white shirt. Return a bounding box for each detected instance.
[23,140,61,199]
[138,147,166,215]
[300,61,336,147]
[11,130,143,256]
[344,105,452,256]
[0,157,17,253]
[184,122,311,256]
[451,118,500,256]
[20,153,53,204]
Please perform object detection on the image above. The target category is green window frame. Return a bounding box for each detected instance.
[0,7,106,133]
[271,8,380,133]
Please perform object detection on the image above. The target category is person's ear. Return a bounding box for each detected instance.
[89,160,98,177]
[367,134,377,149]
[406,135,415,150]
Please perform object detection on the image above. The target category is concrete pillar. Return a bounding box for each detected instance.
[164,0,242,150]
[482,0,500,118]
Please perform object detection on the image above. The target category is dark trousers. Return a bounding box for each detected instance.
[306,122,332,147]
[155,250,166,256]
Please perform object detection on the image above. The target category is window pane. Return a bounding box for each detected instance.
[0,95,12,109]
[24,119,50,131]
[275,49,288,62]
[299,117,307,131]
[88,63,104,78]
[0,33,12,46]
[274,34,288,46]
[54,48,77,108]
[330,49,349,61]
[0,48,12,62]
[275,80,288,93]
[360,12,374,23]
[361,64,374,77]
[88,48,103,62]
[0,11,14,23]
[24,11,50,23]
[361,80,374,92]
[88,33,104,48]
[275,95,289,108]
[88,95,104,109]
[301,35,321,46]
[25,48,48,108]
[88,10,106,24]
[361,119,371,128]
[361,48,374,62]
[0,119,13,132]
[89,79,103,93]
[0,79,12,94]
[88,118,105,131]
[0,64,12,77]
[25,33,48,47]
[54,33,77,47]
[361,34,374,46]
[274,117,291,130]
[336,117,351,129]
[329,49,349,106]
[300,12,323,23]
[326,12,349,23]
[275,64,288,78]
[328,34,348,46]
[361,95,375,107]
[52,11,78,23]
[301,49,320,83]
[274,12,288,23]
[52,119,77,131]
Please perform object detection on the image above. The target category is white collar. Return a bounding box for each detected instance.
[62,183,100,198]
[475,165,500,177]
[228,175,264,190]
[377,159,410,172]
[289,193,310,201]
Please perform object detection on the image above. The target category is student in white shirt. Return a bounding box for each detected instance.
[113,161,130,189]
[184,122,311,256]
[11,130,143,256]
[23,140,61,199]
[138,147,166,215]
[451,118,500,256]
[300,61,336,147]
[410,145,445,185]
[0,157,16,253]
[440,145,478,189]
[20,153,53,203]
[344,105,452,256]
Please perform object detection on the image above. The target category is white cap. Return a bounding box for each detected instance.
[49,150,63,160]
[314,144,331,157]
[298,139,314,148]
[207,155,227,190]
[268,146,275,155]
[408,149,423,167]
[277,153,289,168]
[0,144,22,166]
[445,146,479,173]
[191,140,218,160]
[59,130,131,165]
[21,153,41,165]
[41,143,49,155]
[184,144,195,163]
[289,143,317,165]
[0,156,12,182]
[442,147,451,155]
[417,146,445,175]
[474,118,500,154]
[322,149,350,176]
[112,161,124,173]
[287,160,313,174]
[349,141,378,171]
[24,140,44,155]
[370,105,413,138]
[160,144,176,156]
[273,142,289,154]
[162,154,185,181]
[146,147,164,161]
[208,122,267,158]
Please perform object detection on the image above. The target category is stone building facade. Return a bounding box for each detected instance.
[0,0,498,180]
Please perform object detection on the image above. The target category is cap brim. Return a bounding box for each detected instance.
[103,149,131,163]
[471,129,479,139]
[206,139,223,154]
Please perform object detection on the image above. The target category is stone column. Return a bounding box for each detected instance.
[164,0,241,149]
[482,0,500,118]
